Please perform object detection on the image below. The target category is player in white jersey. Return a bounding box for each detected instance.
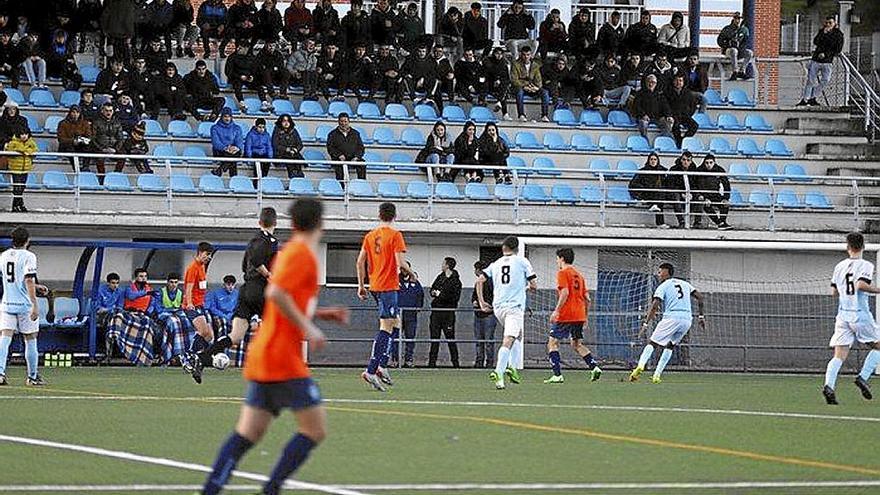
[476,236,537,389]
[0,227,44,386]
[630,262,705,384]
[822,232,880,405]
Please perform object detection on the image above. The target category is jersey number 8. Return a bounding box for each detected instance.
[5,262,13,283]
[501,265,510,284]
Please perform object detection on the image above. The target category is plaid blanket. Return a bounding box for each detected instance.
[228,317,260,367]
[105,309,156,366]
[155,311,231,365]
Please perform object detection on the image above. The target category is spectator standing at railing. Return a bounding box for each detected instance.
[624,9,658,57]
[694,153,733,230]
[574,55,603,109]
[665,150,703,229]
[597,10,624,59]
[396,2,424,56]
[89,103,125,182]
[282,0,312,46]
[57,105,92,170]
[633,74,673,141]
[497,0,535,58]
[254,0,283,46]
[597,52,631,110]
[462,2,488,55]
[46,29,82,91]
[171,0,198,58]
[100,0,136,65]
[428,257,462,368]
[416,120,455,182]
[541,55,573,110]
[0,31,20,89]
[538,8,567,60]
[482,46,511,120]
[797,15,843,107]
[665,74,698,149]
[454,48,484,105]
[326,112,366,183]
[210,107,243,177]
[629,152,669,228]
[370,0,397,50]
[205,275,239,325]
[511,45,550,122]
[568,7,595,62]
[340,0,371,55]
[716,12,753,81]
[272,114,306,178]
[245,117,273,183]
[657,11,689,61]
[312,0,340,48]
[196,0,228,57]
[679,49,708,113]
[394,262,423,368]
[115,120,153,174]
[478,121,510,184]
[455,121,481,183]
[6,126,36,213]
[472,260,495,368]
[375,44,404,104]
[183,60,225,122]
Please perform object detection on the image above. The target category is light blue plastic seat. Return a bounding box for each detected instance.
[765,139,793,157]
[598,134,625,152]
[199,174,228,193]
[389,151,419,172]
[104,172,133,192]
[435,182,461,199]
[805,190,833,209]
[318,178,344,197]
[507,156,531,176]
[717,113,745,130]
[377,179,405,198]
[25,173,42,190]
[289,177,317,196]
[59,90,80,108]
[655,136,680,153]
[494,183,516,201]
[579,109,608,127]
[152,143,176,160]
[384,103,412,120]
[315,124,334,143]
[37,297,51,327]
[228,175,255,194]
[442,105,467,122]
[143,119,166,137]
[414,104,438,121]
[469,106,495,123]
[223,96,240,114]
[465,182,491,200]
[543,132,568,150]
[42,170,72,190]
[197,121,214,138]
[616,159,639,178]
[589,159,614,177]
[681,136,706,153]
[328,100,353,117]
[745,114,773,131]
[167,120,196,138]
[736,137,764,156]
[76,172,103,191]
[356,101,382,120]
[692,112,717,130]
[729,189,746,206]
[407,180,431,199]
[580,184,603,203]
[260,177,286,195]
[303,149,330,170]
[533,157,560,176]
[353,126,372,144]
[80,66,100,83]
[551,184,578,204]
[608,110,636,128]
[748,190,772,207]
[272,99,297,116]
[709,137,736,156]
[776,189,803,208]
[373,127,400,145]
[521,184,550,202]
[44,115,63,134]
[300,100,326,117]
[53,297,82,328]
[4,88,25,105]
[704,88,724,105]
[571,134,598,151]
[729,163,753,181]
[755,163,779,181]
[297,126,316,142]
[363,150,388,171]
[552,108,577,126]
[608,185,634,204]
[515,131,542,149]
[25,114,43,133]
[783,163,810,182]
[182,146,209,163]
[242,97,268,115]
[29,89,57,107]
[401,128,424,146]
[138,173,167,192]
[170,174,197,193]
[727,88,755,107]
[626,135,651,152]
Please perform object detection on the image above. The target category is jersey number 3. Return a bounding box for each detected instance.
[501,265,510,284]
[5,261,13,283]
[675,284,684,299]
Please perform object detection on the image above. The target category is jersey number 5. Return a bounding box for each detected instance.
[501,265,510,284]
[5,261,13,283]
[373,236,382,255]
[675,284,684,299]
[845,273,856,296]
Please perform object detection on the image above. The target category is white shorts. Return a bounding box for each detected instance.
[494,306,524,339]
[0,311,39,335]
[829,317,880,347]
[650,317,692,346]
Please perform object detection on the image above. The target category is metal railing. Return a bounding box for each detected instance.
[568,3,642,42]
[447,0,547,46]
[839,53,880,142]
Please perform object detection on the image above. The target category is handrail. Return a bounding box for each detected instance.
[839,53,880,142]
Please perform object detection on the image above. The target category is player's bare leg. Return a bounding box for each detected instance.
[823,345,849,404]
[571,338,602,381]
[0,329,14,385]
[491,335,516,389]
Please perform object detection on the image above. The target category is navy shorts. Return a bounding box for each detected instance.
[245,378,323,416]
[185,306,208,321]
[550,322,584,340]
[372,291,399,319]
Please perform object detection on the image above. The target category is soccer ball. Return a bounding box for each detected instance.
[212,352,230,370]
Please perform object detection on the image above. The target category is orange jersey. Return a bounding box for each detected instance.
[556,266,588,323]
[244,240,318,382]
[362,225,406,292]
[184,260,208,307]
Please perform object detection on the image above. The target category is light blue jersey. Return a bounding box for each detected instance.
[653,277,695,318]
[832,257,874,323]
[484,254,536,311]
[0,248,37,315]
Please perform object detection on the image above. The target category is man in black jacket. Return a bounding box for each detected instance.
[629,152,669,228]
[375,44,404,103]
[255,39,290,109]
[128,56,154,116]
[225,43,257,111]
[665,74,698,148]
[432,45,455,110]
[183,60,225,122]
[568,7,595,61]
[678,50,708,113]
[471,260,495,368]
[317,41,344,100]
[798,15,844,107]
[496,0,534,57]
[694,153,733,230]
[597,53,630,109]
[462,2,488,54]
[574,56,603,108]
[340,0,371,54]
[428,257,462,368]
[369,0,396,48]
[343,42,376,102]
[665,151,703,229]
[402,44,439,107]
[312,0,340,47]
[326,112,365,182]
[95,58,130,102]
[541,55,572,109]
[454,48,484,104]
[482,46,511,119]
[596,10,624,59]
[633,74,672,140]
[149,62,187,120]
[624,9,658,57]
[0,31,19,88]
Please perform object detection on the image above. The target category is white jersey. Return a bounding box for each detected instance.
[0,248,37,315]
[831,257,875,323]
[484,254,536,311]
[654,278,695,318]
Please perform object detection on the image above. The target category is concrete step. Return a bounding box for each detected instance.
[785,116,863,136]
[806,142,880,158]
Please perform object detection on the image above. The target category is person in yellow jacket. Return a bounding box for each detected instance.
[6,127,37,213]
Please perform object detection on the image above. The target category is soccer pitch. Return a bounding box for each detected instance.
[1,367,879,494]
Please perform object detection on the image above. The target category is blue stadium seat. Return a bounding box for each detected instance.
[616,159,639,178]
[626,135,651,152]
[598,134,625,152]
[388,151,418,172]
[414,104,438,121]
[469,105,495,123]
[272,99,297,116]
[29,89,57,107]
[76,172,103,191]
[580,184,603,203]
[401,128,424,146]
[692,112,717,130]
[608,185,634,204]
[407,180,432,199]
[138,174,167,192]
[804,190,833,209]
[197,121,214,138]
[289,177,317,196]
[25,114,43,133]
[704,88,724,105]
[551,184,578,203]
[222,96,240,115]
[42,170,72,190]
[533,157,560,176]
[552,108,577,126]
[579,109,608,127]
[709,137,736,156]
[328,100,353,117]
[571,134,598,151]
[53,297,82,328]
[318,178,344,197]
[589,158,614,177]
[499,131,512,147]
[465,182,492,200]
[170,174,197,193]
[167,120,196,138]
[80,66,100,83]
[783,163,810,182]
[353,126,372,144]
[515,131,542,149]
[435,181,461,199]
[303,149,330,170]
[384,103,412,120]
[717,113,745,130]
[242,97,268,115]
[494,183,516,201]
[300,100,326,117]
[543,131,568,150]
[199,174,228,193]
[736,137,764,156]
[315,124,334,143]
[681,136,706,154]
[755,163,779,180]
[297,126,316,142]
[37,297,50,327]
[377,179,404,198]
[745,114,773,131]
[729,189,746,207]
[104,172,133,192]
[442,105,467,122]
[748,190,772,207]
[152,143,176,160]
[229,175,256,194]
[521,184,550,202]
[143,119,166,137]
[260,177,286,195]
[0,173,8,190]
[356,101,382,120]
[776,189,804,208]
[25,173,42,190]
[608,110,636,128]
[234,121,249,137]
[44,115,63,134]
[3,88,25,105]
[507,156,531,176]
[728,163,753,181]
[182,146,209,162]
[59,90,81,108]
[363,151,388,171]
[654,136,679,153]
[765,139,793,157]
[373,127,400,145]
[727,89,755,107]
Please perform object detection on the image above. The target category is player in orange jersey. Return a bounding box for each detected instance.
[183,241,215,384]
[543,248,602,383]
[202,199,348,495]
[356,202,414,391]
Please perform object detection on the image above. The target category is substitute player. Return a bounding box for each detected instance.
[630,263,705,383]
[544,248,602,384]
[356,202,414,391]
[476,236,537,390]
[202,199,349,495]
[184,241,216,383]
[823,232,880,405]
[195,207,278,377]
[0,227,44,386]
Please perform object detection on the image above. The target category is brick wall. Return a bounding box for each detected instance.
[754,0,780,104]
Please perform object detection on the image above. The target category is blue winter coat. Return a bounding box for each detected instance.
[398,277,424,316]
[95,283,123,312]
[205,287,238,321]
[244,128,273,158]
[211,119,244,153]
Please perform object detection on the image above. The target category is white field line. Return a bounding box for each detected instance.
[3,395,879,424]
[0,435,370,495]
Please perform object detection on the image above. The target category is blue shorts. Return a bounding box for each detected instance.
[245,378,322,416]
[372,291,399,319]
[550,322,584,340]
[185,306,208,321]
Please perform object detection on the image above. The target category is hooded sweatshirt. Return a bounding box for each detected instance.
[211,115,244,153]
[430,269,462,309]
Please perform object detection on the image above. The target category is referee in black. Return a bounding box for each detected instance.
[197,207,278,371]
